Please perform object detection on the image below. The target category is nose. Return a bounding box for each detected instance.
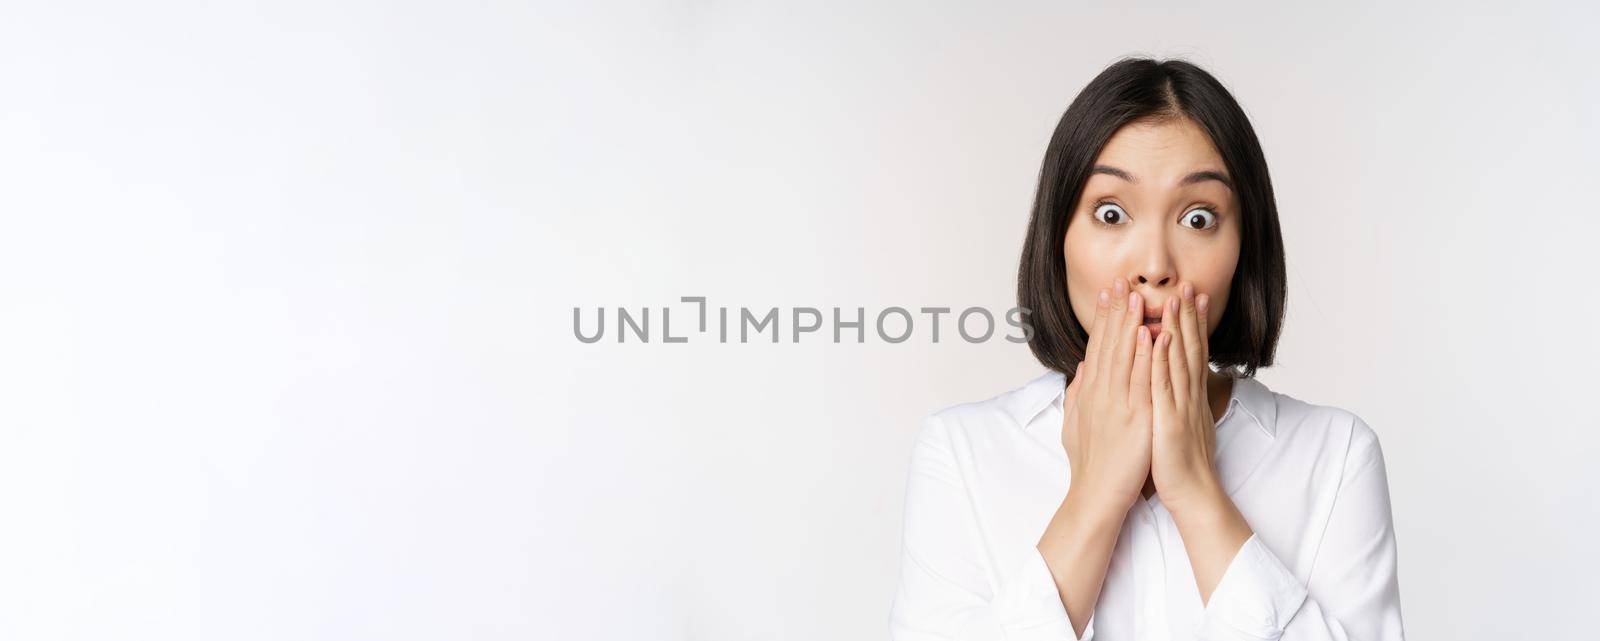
[1134,250,1175,288]
[1132,236,1176,300]
[1130,218,1176,302]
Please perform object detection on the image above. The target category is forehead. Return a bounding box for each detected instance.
[1092,117,1226,180]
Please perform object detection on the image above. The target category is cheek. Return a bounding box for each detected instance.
[1203,282,1235,337]
[1062,226,1107,324]
[1198,276,1234,335]
[1205,291,1229,335]
[1063,223,1112,278]
[1065,274,1096,329]
[1183,244,1238,334]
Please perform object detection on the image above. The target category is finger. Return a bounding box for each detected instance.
[1113,291,1142,393]
[1151,331,1176,421]
[1130,324,1152,409]
[1081,287,1110,390]
[1164,295,1191,411]
[1097,278,1130,397]
[1197,293,1212,368]
[1179,282,1204,396]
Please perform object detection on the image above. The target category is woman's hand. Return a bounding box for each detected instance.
[1061,277,1155,512]
[1149,281,1256,604]
[1149,281,1223,511]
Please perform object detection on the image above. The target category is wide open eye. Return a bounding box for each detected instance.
[1181,207,1218,231]
[1093,202,1128,226]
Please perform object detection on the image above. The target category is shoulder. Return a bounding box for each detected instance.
[916,370,1065,444]
[1264,383,1386,465]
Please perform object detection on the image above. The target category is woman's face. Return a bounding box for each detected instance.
[1063,116,1241,346]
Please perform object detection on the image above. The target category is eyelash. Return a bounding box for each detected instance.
[1088,199,1224,231]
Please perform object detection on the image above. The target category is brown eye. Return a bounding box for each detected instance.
[1093,203,1128,226]
[1182,208,1218,230]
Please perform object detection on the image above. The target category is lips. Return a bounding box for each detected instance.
[1142,304,1169,339]
[1142,317,1165,340]
[1143,304,1169,321]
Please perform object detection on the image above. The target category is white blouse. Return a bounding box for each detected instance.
[889,371,1404,640]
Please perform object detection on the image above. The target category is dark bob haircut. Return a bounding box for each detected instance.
[1017,57,1286,380]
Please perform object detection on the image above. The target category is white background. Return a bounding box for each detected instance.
[2,1,1597,639]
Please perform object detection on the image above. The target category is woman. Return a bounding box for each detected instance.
[889,58,1404,640]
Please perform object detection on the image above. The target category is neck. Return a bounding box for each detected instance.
[1207,370,1234,424]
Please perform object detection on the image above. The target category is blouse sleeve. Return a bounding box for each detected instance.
[890,413,1096,641]
[1196,415,1406,641]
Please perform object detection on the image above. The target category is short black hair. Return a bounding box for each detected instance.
[1016,57,1287,380]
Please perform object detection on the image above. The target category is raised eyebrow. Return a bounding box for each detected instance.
[1180,170,1234,192]
[1090,164,1234,192]
[1090,164,1135,182]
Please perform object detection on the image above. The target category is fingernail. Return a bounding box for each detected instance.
[1198,294,1209,315]
[1097,289,1108,307]
[1114,279,1126,296]
[1129,292,1140,309]
[1182,282,1194,301]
